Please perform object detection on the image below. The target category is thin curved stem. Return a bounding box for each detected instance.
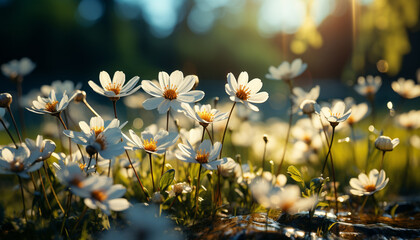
[194,164,203,219]
[6,106,22,144]
[112,100,118,118]
[44,163,65,213]
[38,170,52,211]
[126,151,149,201]
[18,176,27,221]
[262,140,267,170]
[205,127,214,144]
[276,82,294,175]
[380,151,385,171]
[0,118,18,148]
[83,98,100,117]
[160,111,170,178]
[219,102,236,158]
[149,153,156,192]
[359,195,369,213]
[321,126,336,176]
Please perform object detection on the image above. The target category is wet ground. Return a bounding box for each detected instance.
[189,201,420,239]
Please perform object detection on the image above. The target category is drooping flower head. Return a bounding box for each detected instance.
[88,71,141,101]
[27,90,74,116]
[183,104,229,127]
[176,140,227,170]
[142,70,204,114]
[266,58,307,81]
[225,72,269,112]
[0,145,42,178]
[125,128,179,155]
[354,75,382,98]
[349,169,389,196]
[315,100,352,127]
[391,78,420,99]
[375,135,399,152]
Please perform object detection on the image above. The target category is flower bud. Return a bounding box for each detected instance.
[300,99,316,115]
[151,192,164,204]
[0,93,13,108]
[74,90,86,103]
[86,145,98,157]
[375,136,399,151]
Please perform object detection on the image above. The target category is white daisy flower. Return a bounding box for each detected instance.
[88,71,141,101]
[54,162,87,191]
[315,100,352,127]
[71,175,130,215]
[176,140,227,170]
[218,157,240,178]
[25,135,56,161]
[397,110,420,130]
[52,151,95,174]
[142,70,205,114]
[183,104,229,127]
[346,102,369,126]
[167,182,192,198]
[1,57,36,79]
[63,117,125,159]
[375,136,399,152]
[124,128,179,155]
[225,71,269,112]
[293,85,320,114]
[0,145,42,178]
[266,58,307,81]
[27,90,74,115]
[251,180,316,213]
[391,78,420,99]
[349,169,389,196]
[179,127,203,147]
[354,75,382,97]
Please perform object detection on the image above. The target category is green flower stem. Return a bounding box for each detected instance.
[149,153,156,192]
[194,164,203,220]
[44,163,65,214]
[17,176,27,221]
[0,118,18,148]
[38,170,52,212]
[359,195,369,213]
[83,98,100,117]
[6,106,23,144]
[380,151,386,171]
[161,111,170,179]
[219,102,236,159]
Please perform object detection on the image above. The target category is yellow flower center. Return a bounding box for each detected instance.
[105,82,122,95]
[329,111,342,118]
[197,110,214,123]
[143,138,157,152]
[92,126,104,137]
[236,85,251,101]
[364,184,376,192]
[10,160,24,173]
[45,100,59,112]
[91,190,108,202]
[79,163,86,171]
[95,134,107,150]
[163,84,178,100]
[303,135,311,145]
[195,149,210,164]
[281,201,294,213]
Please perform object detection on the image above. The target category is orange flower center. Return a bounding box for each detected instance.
[10,160,24,173]
[364,184,376,192]
[329,111,342,118]
[281,201,294,213]
[143,138,157,152]
[197,110,214,123]
[236,85,251,101]
[105,82,122,95]
[70,177,84,188]
[79,163,86,171]
[92,126,104,137]
[303,135,311,145]
[163,84,178,100]
[91,190,108,202]
[45,100,59,112]
[195,149,210,164]
[365,86,376,95]
[95,134,107,150]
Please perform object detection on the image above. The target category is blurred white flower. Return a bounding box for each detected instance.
[52,151,95,174]
[375,136,399,151]
[167,182,192,198]
[0,145,42,178]
[225,72,269,112]
[1,57,35,79]
[27,90,74,115]
[315,100,351,127]
[123,92,148,109]
[89,71,141,101]
[354,75,382,97]
[397,110,420,130]
[25,135,56,161]
[72,175,130,215]
[179,127,202,147]
[349,169,389,196]
[183,104,228,127]
[293,85,320,114]
[102,204,182,240]
[41,80,82,100]
[346,102,369,126]
[142,70,204,114]
[54,162,87,190]
[391,78,420,99]
[266,59,307,81]
[176,140,227,170]
[124,128,178,155]
[218,157,240,178]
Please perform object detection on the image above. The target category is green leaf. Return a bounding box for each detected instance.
[287,165,304,183]
[159,169,175,192]
[390,204,399,219]
[316,201,329,208]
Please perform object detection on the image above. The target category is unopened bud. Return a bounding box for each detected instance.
[300,99,316,115]
[74,90,86,103]
[151,192,164,204]
[263,134,268,143]
[375,136,399,151]
[0,93,13,108]
[86,145,98,157]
